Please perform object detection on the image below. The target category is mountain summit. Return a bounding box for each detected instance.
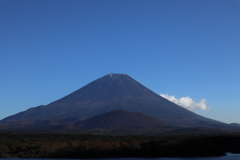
[51,73,166,104]
[0,73,223,127]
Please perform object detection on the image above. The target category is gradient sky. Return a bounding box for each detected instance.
[0,0,240,124]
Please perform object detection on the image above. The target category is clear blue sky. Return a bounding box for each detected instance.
[0,0,240,124]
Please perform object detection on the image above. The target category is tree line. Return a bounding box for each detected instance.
[0,133,240,158]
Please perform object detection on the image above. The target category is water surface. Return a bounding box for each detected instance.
[1,153,240,160]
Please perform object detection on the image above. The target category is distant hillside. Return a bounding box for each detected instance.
[0,116,85,132]
[230,123,240,127]
[71,110,169,130]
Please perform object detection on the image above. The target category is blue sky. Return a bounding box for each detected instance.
[0,0,240,124]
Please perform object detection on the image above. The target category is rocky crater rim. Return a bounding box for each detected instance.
[108,73,128,78]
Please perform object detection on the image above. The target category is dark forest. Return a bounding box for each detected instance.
[1,133,240,158]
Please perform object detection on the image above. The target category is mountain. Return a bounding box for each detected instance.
[0,73,226,127]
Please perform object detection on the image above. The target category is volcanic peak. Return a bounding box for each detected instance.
[0,73,227,128]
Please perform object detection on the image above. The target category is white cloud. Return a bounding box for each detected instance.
[160,94,210,111]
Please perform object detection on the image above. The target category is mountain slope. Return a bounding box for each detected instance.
[0,73,225,127]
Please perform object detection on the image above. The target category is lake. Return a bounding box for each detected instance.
[1,153,240,160]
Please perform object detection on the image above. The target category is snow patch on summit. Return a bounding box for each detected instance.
[109,73,114,78]
[108,73,127,79]
[108,73,119,80]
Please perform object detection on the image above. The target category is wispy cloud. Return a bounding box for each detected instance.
[160,94,210,111]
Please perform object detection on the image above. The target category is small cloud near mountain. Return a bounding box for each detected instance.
[160,94,210,111]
